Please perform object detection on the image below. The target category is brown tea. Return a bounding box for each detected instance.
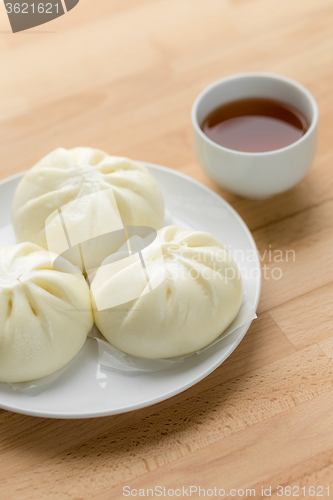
[201,98,309,153]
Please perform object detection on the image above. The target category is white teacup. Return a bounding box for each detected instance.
[192,72,318,199]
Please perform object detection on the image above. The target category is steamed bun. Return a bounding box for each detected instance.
[0,243,93,383]
[92,226,243,359]
[12,148,165,249]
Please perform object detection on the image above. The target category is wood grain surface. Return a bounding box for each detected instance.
[1,0,333,498]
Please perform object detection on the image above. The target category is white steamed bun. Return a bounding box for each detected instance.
[92,226,243,359]
[12,147,164,250]
[0,243,93,383]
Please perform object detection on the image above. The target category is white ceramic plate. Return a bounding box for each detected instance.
[0,164,261,419]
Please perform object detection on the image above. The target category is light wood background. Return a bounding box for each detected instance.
[1,0,333,498]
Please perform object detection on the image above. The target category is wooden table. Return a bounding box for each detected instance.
[1,0,333,498]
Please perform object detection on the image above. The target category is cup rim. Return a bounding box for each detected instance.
[191,72,319,157]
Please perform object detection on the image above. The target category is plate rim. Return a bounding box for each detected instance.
[0,163,261,418]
